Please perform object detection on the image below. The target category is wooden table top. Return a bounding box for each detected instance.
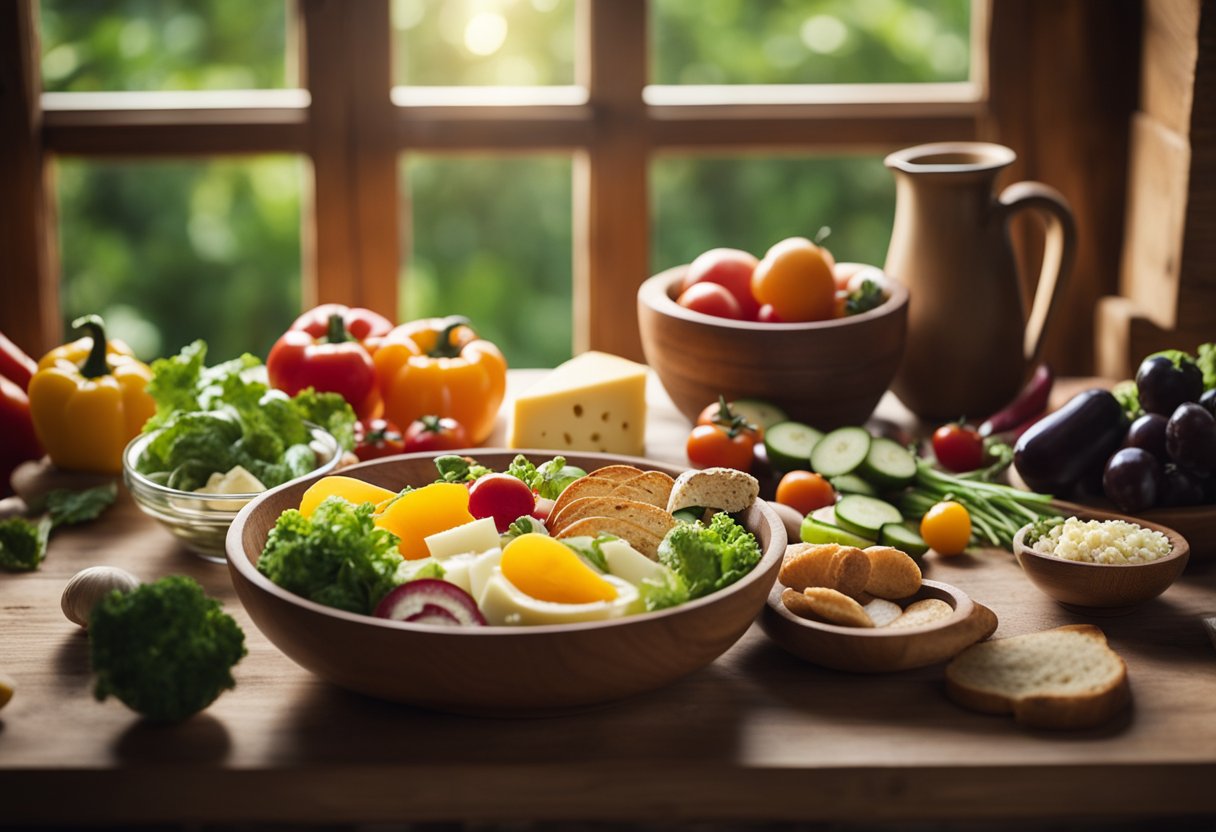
[2,371,1215,826]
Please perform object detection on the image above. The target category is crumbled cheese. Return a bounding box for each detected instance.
[1030,517,1171,564]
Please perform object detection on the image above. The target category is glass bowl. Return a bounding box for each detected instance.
[123,425,341,563]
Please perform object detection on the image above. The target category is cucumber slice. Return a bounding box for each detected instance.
[672,507,705,524]
[764,421,823,471]
[800,516,875,548]
[810,427,871,476]
[859,437,917,490]
[829,473,877,497]
[730,399,789,431]
[878,523,929,558]
[834,494,903,538]
[810,505,838,525]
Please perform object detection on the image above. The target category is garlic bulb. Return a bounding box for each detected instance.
[61,566,141,628]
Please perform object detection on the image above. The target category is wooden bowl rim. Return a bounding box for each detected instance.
[1012,511,1191,572]
[638,264,908,332]
[226,449,787,638]
[763,578,974,637]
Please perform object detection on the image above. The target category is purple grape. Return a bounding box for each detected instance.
[1159,464,1206,507]
[1166,403,1216,474]
[1200,389,1216,419]
[1125,413,1169,461]
[1103,448,1163,513]
[1137,354,1204,415]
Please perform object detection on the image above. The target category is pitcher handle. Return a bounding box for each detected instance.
[997,182,1077,366]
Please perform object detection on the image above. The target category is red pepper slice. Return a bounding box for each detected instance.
[267,312,380,418]
[1,375,43,496]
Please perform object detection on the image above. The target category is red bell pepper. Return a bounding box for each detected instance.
[267,311,382,419]
[0,331,38,391]
[286,303,392,350]
[1,375,43,496]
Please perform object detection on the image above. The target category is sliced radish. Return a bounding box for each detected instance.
[373,579,487,626]
[404,604,461,626]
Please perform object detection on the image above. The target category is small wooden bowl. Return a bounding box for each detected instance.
[637,264,908,429]
[760,579,998,673]
[226,450,786,715]
[1067,498,1215,565]
[1012,516,1190,615]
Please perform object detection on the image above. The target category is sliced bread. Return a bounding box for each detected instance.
[945,624,1130,730]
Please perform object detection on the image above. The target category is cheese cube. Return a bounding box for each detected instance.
[508,351,647,456]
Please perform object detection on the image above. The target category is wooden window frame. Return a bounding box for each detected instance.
[2,0,988,361]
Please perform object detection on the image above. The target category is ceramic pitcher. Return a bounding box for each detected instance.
[884,142,1075,421]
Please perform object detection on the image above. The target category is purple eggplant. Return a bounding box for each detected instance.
[1013,389,1127,494]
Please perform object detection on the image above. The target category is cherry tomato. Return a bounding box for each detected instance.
[681,248,761,319]
[403,415,470,454]
[920,500,971,556]
[676,282,743,320]
[696,398,764,443]
[467,473,536,533]
[751,237,836,322]
[775,471,836,515]
[686,423,756,470]
[353,418,405,461]
[932,423,986,472]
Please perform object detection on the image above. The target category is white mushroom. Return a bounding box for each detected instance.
[61,566,141,628]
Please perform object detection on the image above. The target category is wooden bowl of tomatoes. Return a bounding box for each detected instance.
[637,245,908,431]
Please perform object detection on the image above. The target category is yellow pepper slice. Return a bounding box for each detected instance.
[374,482,475,560]
[28,316,155,474]
[298,475,396,517]
[501,533,617,604]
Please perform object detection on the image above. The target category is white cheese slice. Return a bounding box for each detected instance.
[425,517,500,561]
[478,572,638,626]
[468,547,504,604]
[600,539,667,587]
[191,465,267,510]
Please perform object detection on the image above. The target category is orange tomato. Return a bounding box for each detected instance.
[751,237,836,322]
[775,471,836,515]
[686,424,756,471]
[696,398,764,443]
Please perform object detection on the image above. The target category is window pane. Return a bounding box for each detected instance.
[651,156,894,274]
[651,0,971,85]
[55,158,303,362]
[392,0,575,86]
[40,0,291,92]
[402,155,572,368]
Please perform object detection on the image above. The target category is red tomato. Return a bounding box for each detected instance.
[682,248,761,319]
[686,424,756,470]
[932,423,986,473]
[676,283,743,320]
[468,473,536,532]
[756,304,783,323]
[696,398,764,443]
[403,415,469,454]
[353,418,405,461]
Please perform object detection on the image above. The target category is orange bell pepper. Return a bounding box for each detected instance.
[374,482,475,560]
[373,317,507,446]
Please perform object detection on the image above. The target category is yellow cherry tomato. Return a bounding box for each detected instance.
[750,237,836,323]
[920,500,971,556]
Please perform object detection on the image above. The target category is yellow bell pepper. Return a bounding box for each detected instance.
[373,316,507,446]
[28,315,155,474]
[374,482,475,560]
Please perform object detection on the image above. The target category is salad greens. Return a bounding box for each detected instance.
[90,575,246,722]
[560,534,616,573]
[433,454,492,484]
[657,512,762,600]
[506,454,588,500]
[45,482,118,529]
[257,496,404,615]
[138,340,356,491]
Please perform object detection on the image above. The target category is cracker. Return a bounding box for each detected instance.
[550,473,645,519]
[556,517,664,559]
[779,543,870,599]
[788,587,875,628]
[548,497,677,539]
[862,597,903,628]
[888,598,954,629]
[586,465,645,483]
[614,471,674,508]
[863,546,923,599]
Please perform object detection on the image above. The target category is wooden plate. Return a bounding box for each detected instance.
[760,579,998,673]
[225,450,786,715]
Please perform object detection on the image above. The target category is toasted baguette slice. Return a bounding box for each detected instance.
[945,625,1130,730]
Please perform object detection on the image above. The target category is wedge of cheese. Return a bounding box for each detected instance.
[508,351,647,456]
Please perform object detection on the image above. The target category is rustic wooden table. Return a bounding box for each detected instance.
[2,372,1215,826]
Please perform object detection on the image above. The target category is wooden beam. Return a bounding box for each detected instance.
[0,0,59,357]
[574,0,648,361]
[300,0,398,318]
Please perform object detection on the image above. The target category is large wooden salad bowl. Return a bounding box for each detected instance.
[227,450,786,715]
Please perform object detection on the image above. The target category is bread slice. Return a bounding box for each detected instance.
[945,625,1130,730]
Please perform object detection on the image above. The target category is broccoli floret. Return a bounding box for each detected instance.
[0,517,51,572]
[657,512,762,599]
[640,569,691,611]
[89,576,246,722]
[257,496,404,614]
